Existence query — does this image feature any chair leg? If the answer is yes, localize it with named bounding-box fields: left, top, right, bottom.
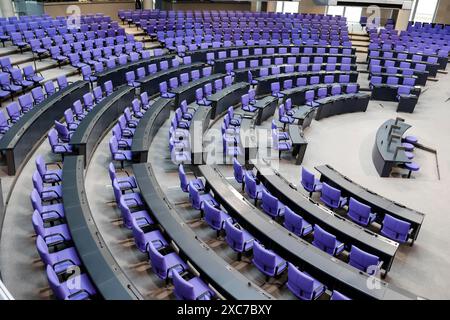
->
left=237, top=252, right=242, bottom=261
left=407, top=170, right=412, bottom=179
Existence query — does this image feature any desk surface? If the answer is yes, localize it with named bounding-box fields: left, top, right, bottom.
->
left=315, top=164, right=425, bottom=227
left=62, top=155, right=142, bottom=300
left=132, top=163, right=273, bottom=300
left=198, top=165, right=420, bottom=300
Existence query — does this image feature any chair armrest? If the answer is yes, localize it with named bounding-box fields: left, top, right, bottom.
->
left=166, top=263, right=185, bottom=278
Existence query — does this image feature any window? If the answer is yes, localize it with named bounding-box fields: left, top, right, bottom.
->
left=276, top=1, right=299, bottom=14
left=411, top=0, right=439, bottom=23
left=344, top=6, right=362, bottom=23
left=327, top=6, right=345, bottom=17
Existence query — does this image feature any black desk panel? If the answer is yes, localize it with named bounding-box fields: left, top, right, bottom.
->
left=62, top=155, right=142, bottom=300
left=214, top=53, right=357, bottom=74
left=171, top=73, right=225, bottom=107
left=369, top=49, right=447, bottom=70
left=314, top=93, right=370, bottom=120
left=187, top=44, right=356, bottom=63
left=371, top=84, right=421, bottom=102
left=96, top=54, right=176, bottom=88
left=138, top=62, right=204, bottom=97
left=253, top=96, right=278, bottom=125
left=288, top=125, right=307, bottom=165
left=132, top=163, right=273, bottom=300
left=131, top=97, right=173, bottom=163
left=207, top=82, right=250, bottom=119
left=198, top=165, right=420, bottom=300
left=315, top=164, right=425, bottom=243
left=238, top=116, right=258, bottom=166
left=371, top=119, right=411, bottom=178
left=234, top=63, right=358, bottom=82
left=256, top=70, right=359, bottom=96
left=0, top=81, right=90, bottom=175
left=70, top=85, right=135, bottom=165
left=291, top=105, right=315, bottom=129
left=190, top=104, right=211, bottom=165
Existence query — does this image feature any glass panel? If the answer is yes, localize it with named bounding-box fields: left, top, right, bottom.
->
left=276, top=1, right=284, bottom=13
left=327, top=6, right=345, bottom=16
left=344, top=6, right=362, bottom=23
left=283, top=1, right=299, bottom=14
left=413, top=0, right=438, bottom=23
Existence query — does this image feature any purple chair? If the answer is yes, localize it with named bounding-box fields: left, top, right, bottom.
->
left=173, top=270, right=215, bottom=300
left=278, top=104, right=294, bottom=129
left=305, top=90, right=319, bottom=108
left=109, top=136, right=132, bottom=168
left=349, top=245, right=382, bottom=275
left=108, top=162, right=136, bottom=192
left=224, top=219, right=254, bottom=261
left=126, top=71, right=140, bottom=88
left=36, top=235, right=81, bottom=274
left=346, top=84, right=358, bottom=94
left=287, top=263, right=326, bottom=300
left=46, top=265, right=97, bottom=300
left=347, top=197, right=377, bottom=226
left=188, top=180, right=219, bottom=212
left=380, top=214, right=411, bottom=243
left=48, top=128, right=72, bottom=157
left=32, top=170, right=62, bottom=202
left=312, top=225, right=345, bottom=256
left=30, top=188, right=64, bottom=221
left=320, top=182, right=347, bottom=209
left=32, top=210, right=71, bottom=246
left=252, top=241, right=287, bottom=281
left=261, top=189, right=285, bottom=219
left=159, top=81, right=175, bottom=98
left=104, top=80, right=114, bottom=96
left=130, top=216, right=167, bottom=253
left=271, top=82, right=284, bottom=98
left=178, top=164, right=204, bottom=193
left=148, top=242, right=188, bottom=283
left=283, top=206, right=313, bottom=237
left=241, top=93, right=256, bottom=112
left=118, top=195, right=153, bottom=230
left=204, top=200, right=231, bottom=237
left=18, top=93, right=33, bottom=112
left=35, top=155, right=62, bottom=184
left=244, top=171, right=266, bottom=204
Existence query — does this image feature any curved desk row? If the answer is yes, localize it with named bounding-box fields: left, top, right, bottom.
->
left=96, top=54, right=176, bottom=88
left=235, top=62, right=358, bottom=82
left=290, top=105, right=315, bottom=129
left=252, top=159, right=398, bottom=273
left=207, top=82, right=250, bottom=119
left=214, top=53, right=357, bottom=73
left=368, top=49, right=447, bottom=70
left=131, top=97, right=174, bottom=163
left=314, top=92, right=370, bottom=120
left=316, top=164, right=425, bottom=244
left=62, top=155, right=143, bottom=300
left=197, top=165, right=421, bottom=300
left=368, top=56, right=439, bottom=77
left=171, top=73, right=225, bottom=107
left=187, top=44, right=355, bottom=62
left=369, top=72, right=422, bottom=86
left=371, top=83, right=421, bottom=102
left=281, top=82, right=357, bottom=106
left=0, top=81, right=90, bottom=176
left=70, top=85, right=135, bottom=166
left=132, top=163, right=273, bottom=300
left=256, top=70, right=359, bottom=95
left=138, top=62, right=205, bottom=97
left=370, top=66, right=429, bottom=86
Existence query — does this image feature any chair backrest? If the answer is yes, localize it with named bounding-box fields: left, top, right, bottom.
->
left=349, top=245, right=380, bottom=274
left=381, top=214, right=411, bottom=242
left=224, top=219, right=244, bottom=251
left=287, top=263, right=314, bottom=299
left=320, top=182, right=342, bottom=208
left=253, top=241, right=277, bottom=271
left=261, top=188, right=280, bottom=217
left=173, top=270, right=196, bottom=300
left=147, top=242, right=168, bottom=279
left=300, top=167, right=316, bottom=193
left=313, top=225, right=337, bottom=254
